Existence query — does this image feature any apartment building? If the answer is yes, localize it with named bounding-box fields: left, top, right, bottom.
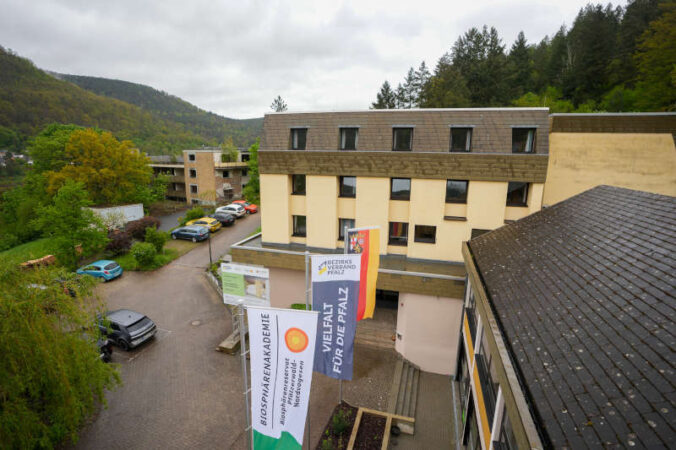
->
left=460, top=186, right=675, bottom=449
left=150, top=147, right=250, bottom=205
left=231, top=108, right=550, bottom=374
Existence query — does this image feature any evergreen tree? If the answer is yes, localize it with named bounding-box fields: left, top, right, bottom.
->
left=546, top=27, right=570, bottom=89
left=609, top=0, right=661, bottom=86
left=402, top=67, right=417, bottom=108
left=413, top=61, right=431, bottom=106
left=564, top=4, right=622, bottom=104
left=270, top=95, right=288, bottom=112
left=421, top=56, right=471, bottom=108
left=395, top=83, right=406, bottom=109
left=371, top=81, right=396, bottom=109
left=633, top=3, right=676, bottom=110
left=508, top=32, right=533, bottom=97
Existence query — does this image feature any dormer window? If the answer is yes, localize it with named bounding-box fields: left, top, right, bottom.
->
left=290, top=128, right=307, bottom=150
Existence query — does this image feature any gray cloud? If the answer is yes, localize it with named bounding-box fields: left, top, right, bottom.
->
left=2, top=0, right=599, bottom=118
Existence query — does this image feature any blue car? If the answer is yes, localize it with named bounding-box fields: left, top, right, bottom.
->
left=77, top=260, right=123, bottom=281
left=171, top=225, right=210, bottom=242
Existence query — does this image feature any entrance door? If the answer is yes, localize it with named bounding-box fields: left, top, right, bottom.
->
left=355, top=289, right=398, bottom=349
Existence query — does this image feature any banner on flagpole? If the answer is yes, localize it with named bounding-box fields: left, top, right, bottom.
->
left=346, top=227, right=380, bottom=321
left=311, top=254, right=361, bottom=380
left=248, top=306, right=319, bottom=450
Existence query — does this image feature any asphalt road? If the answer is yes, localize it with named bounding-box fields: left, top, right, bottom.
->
left=73, top=214, right=261, bottom=450
left=72, top=212, right=396, bottom=450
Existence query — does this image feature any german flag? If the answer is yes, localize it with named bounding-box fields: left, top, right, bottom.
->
left=347, top=227, right=380, bottom=320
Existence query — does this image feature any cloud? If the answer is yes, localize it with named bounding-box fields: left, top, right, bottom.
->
left=1, top=0, right=601, bottom=118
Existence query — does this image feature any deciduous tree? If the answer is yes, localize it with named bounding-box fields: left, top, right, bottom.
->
left=32, top=180, right=108, bottom=269
left=45, top=129, right=153, bottom=206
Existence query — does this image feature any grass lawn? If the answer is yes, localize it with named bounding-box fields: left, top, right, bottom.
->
left=115, top=239, right=198, bottom=271
left=0, top=238, right=58, bottom=265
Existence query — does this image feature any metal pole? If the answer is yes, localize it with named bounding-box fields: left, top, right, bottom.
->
left=208, top=233, right=213, bottom=266
left=238, top=300, right=252, bottom=450
left=339, top=226, right=348, bottom=404
left=304, top=251, right=310, bottom=449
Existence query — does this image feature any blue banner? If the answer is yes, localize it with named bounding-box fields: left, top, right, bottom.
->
left=311, top=255, right=361, bottom=380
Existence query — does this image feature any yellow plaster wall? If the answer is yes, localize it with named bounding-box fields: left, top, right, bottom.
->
left=388, top=200, right=410, bottom=222
left=395, top=293, right=464, bottom=375
left=306, top=176, right=338, bottom=248
left=337, top=198, right=355, bottom=219
left=260, top=174, right=291, bottom=244
left=355, top=178, right=390, bottom=253
left=544, top=133, right=676, bottom=206
left=408, top=179, right=446, bottom=260
left=466, top=181, right=508, bottom=229
left=289, top=193, right=306, bottom=215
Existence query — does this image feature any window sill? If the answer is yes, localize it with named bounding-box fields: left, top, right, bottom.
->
left=390, top=197, right=411, bottom=202
left=414, top=239, right=436, bottom=244
left=506, top=203, right=528, bottom=208
left=445, top=200, right=467, bottom=205
left=339, top=195, right=356, bottom=199
left=291, top=193, right=306, bottom=196
left=444, top=216, right=467, bottom=222
left=388, top=241, right=408, bottom=247
left=292, top=234, right=307, bottom=238
left=449, top=150, right=471, bottom=153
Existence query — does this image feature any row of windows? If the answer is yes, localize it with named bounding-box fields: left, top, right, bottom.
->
left=291, top=216, right=437, bottom=246
left=186, top=168, right=248, bottom=179
left=291, top=175, right=530, bottom=207
left=461, top=286, right=517, bottom=450
left=289, top=126, right=537, bottom=153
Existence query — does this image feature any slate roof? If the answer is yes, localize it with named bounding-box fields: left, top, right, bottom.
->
left=468, top=185, right=676, bottom=449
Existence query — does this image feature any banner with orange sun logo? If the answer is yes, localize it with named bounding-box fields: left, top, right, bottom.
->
left=311, top=254, right=361, bottom=380
left=248, top=306, right=319, bottom=450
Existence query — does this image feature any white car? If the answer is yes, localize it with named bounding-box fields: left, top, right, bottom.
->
left=216, top=204, right=246, bottom=218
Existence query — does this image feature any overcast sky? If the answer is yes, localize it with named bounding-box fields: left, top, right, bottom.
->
left=2, top=0, right=604, bottom=119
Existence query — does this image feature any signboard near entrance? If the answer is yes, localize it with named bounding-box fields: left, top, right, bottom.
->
left=221, top=263, right=270, bottom=307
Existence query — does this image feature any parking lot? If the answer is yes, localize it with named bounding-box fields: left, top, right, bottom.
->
left=73, top=212, right=397, bottom=450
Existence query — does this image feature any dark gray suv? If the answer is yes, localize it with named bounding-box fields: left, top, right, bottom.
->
left=98, top=309, right=157, bottom=351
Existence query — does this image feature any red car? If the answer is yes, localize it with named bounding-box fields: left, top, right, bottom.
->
left=232, top=200, right=258, bottom=214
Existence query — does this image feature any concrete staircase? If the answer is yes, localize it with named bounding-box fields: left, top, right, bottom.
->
left=387, top=357, right=420, bottom=434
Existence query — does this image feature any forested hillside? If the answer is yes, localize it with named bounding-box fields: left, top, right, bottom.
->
left=54, top=73, right=262, bottom=145
left=372, top=0, right=675, bottom=112
left=0, top=47, right=262, bottom=154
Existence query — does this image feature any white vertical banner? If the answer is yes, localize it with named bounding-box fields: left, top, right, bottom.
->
left=248, top=306, right=319, bottom=450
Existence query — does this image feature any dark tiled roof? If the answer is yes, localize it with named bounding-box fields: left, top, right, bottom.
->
left=469, top=185, right=676, bottom=449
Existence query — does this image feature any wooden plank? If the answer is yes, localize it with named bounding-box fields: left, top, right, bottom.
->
left=347, top=408, right=363, bottom=450
left=382, top=415, right=393, bottom=450
left=359, top=407, right=415, bottom=423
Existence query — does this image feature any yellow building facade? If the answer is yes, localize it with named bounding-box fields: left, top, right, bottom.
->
left=233, top=108, right=550, bottom=374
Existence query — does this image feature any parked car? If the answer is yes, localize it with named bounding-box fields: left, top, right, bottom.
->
left=171, top=225, right=209, bottom=242
left=76, top=260, right=123, bottom=281
left=208, top=212, right=236, bottom=227
left=185, top=216, right=222, bottom=232
left=232, top=200, right=258, bottom=214
left=215, top=204, right=246, bottom=218
left=98, top=309, right=157, bottom=351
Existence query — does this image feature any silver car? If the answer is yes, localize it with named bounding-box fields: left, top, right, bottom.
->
left=216, top=204, right=246, bottom=218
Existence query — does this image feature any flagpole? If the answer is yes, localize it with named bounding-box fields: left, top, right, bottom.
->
left=340, top=226, right=349, bottom=405
left=304, top=251, right=310, bottom=450
left=238, top=300, right=252, bottom=450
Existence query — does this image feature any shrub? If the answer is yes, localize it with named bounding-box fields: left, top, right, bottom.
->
left=144, top=226, right=169, bottom=253
left=332, top=408, right=352, bottom=435
left=320, top=437, right=333, bottom=450
left=179, top=207, right=205, bottom=226
left=291, top=303, right=311, bottom=311
left=125, top=216, right=161, bottom=240
left=130, top=242, right=156, bottom=268
left=105, top=230, right=132, bottom=256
